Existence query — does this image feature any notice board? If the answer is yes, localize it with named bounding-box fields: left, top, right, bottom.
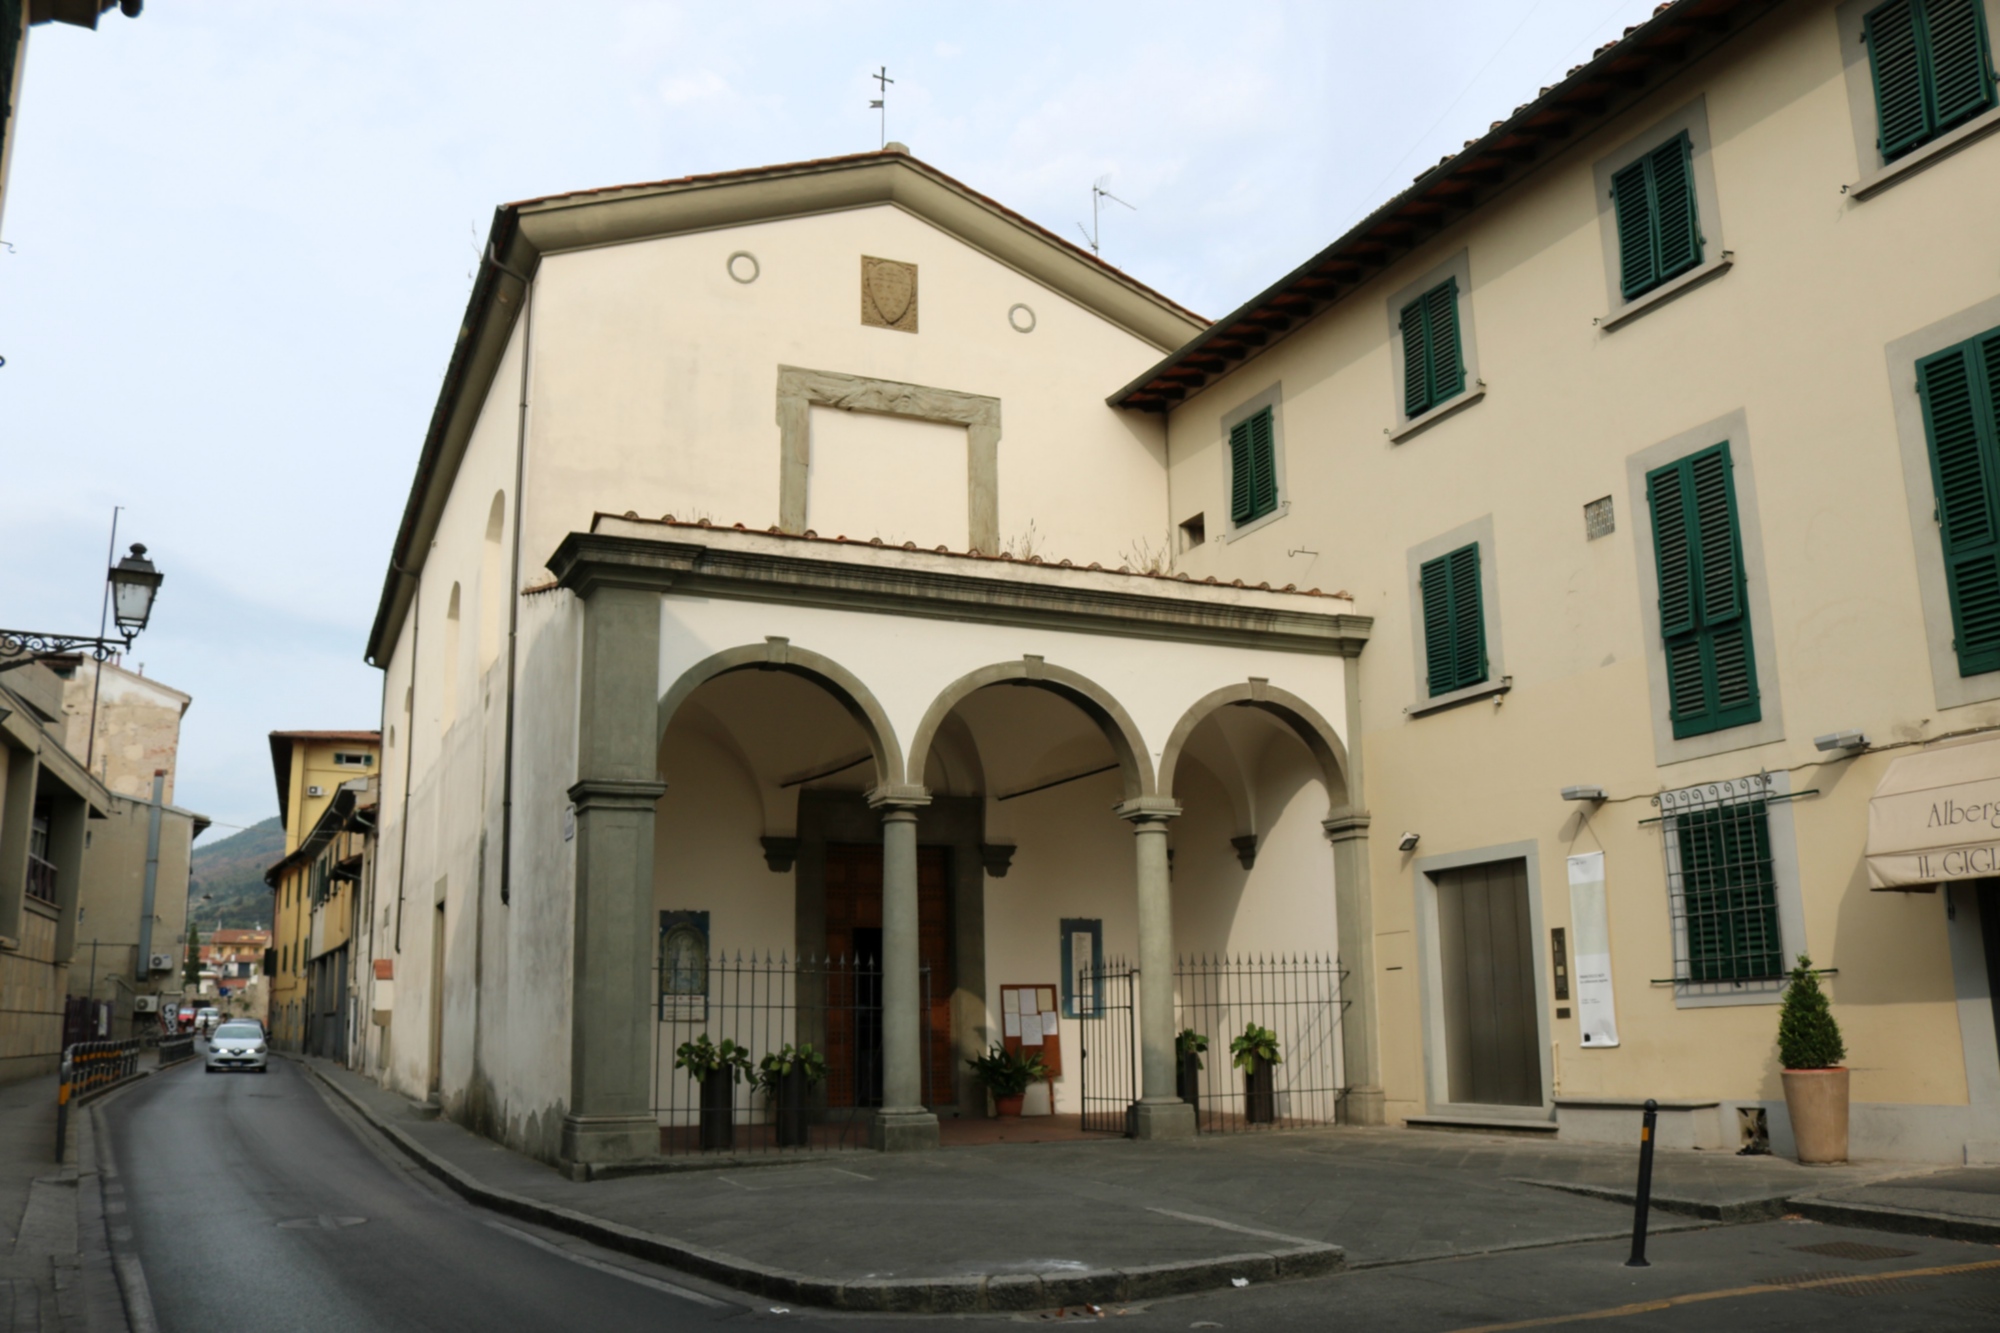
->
left=1000, top=983, right=1062, bottom=1077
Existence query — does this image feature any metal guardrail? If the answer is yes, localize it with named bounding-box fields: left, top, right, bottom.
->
left=55, top=1038, right=142, bottom=1162
left=157, top=1034, right=195, bottom=1066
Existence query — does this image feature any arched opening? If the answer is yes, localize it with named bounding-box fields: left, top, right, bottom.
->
left=479, top=491, right=505, bottom=670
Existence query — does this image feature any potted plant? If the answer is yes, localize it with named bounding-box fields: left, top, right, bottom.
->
left=756, top=1042, right=827, bottom=1148
left=674, top=1034, right=751, bottom=1151
left=967, top=1043, right=1049, bottom=1117
left=1778, top=954, right=1848, bottom=1164
left=1231, top=1023, right=1282, bottom=1125
left=1176, top=1029, right=1208, bottom=1106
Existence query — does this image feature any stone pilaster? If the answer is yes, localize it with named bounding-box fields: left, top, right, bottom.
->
left=1324, top=809, right=1384, bottom=1125
left=1116, top=796, right=1194, bottom=1140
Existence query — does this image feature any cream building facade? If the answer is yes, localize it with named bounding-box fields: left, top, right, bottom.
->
left=363, top=0, right=2000, bottom=1168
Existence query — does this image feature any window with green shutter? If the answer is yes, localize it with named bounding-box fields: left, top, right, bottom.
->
left=1399, top=279, right=1465, bottom=418
left=1918, top=326, right=2000, bottom=676
left=1228, top=406, right=1278, bottom=526
left=1, top=0, right=20, bottom=141
left=1610, top=132, right=1703, bottom=300
left=1419, top=542, right=1486, bottom=697
left=1865, top=0, right=1997, bottom=161
left=1646, top=443, right=1760, bottom=739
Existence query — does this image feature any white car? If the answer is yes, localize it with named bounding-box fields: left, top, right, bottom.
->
left=204, top=1020, right=269, bottom=1074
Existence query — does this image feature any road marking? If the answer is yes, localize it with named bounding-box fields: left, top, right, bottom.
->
left=480, top=1219, right=731, bottom=1308
left=1146, top=1207, right=1322, bottom=1248
left=1445, top=1256, right=2000, bottom=1331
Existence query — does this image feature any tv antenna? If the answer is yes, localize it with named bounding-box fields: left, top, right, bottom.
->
left=869, top=66, right=894, bottom=149
left=1076, top=176, right=1134, bottom=257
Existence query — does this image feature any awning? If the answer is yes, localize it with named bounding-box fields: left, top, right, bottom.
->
left=1866, top=735, right=2000, bottom=888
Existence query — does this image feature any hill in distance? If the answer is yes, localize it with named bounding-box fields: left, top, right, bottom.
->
left=188, top=815, right=283, bottom=932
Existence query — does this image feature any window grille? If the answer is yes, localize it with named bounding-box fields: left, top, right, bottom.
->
left=1657, top=775, right=1786, bottom=995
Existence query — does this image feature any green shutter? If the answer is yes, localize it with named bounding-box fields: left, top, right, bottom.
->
left=1420, top=542, right=1487, bottom=697
left=1919, top=329, right=2000, bottom=676
left=1866, top=0, right=1996, bottom=160
left=1927, top=0, right=1997, bottom=131
left=1228, top=407, right=1277, bottom=526
left=1647, top=443, right=1761, bottom=738
left=1399, top=279, right=1466, bottom=418
left=0, top=0, right=19, bottom=142
left=1612, top=133, right=1702, bottom=300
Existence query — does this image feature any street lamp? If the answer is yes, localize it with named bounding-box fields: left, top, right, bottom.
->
left=0, top=542, right=164, bottom=673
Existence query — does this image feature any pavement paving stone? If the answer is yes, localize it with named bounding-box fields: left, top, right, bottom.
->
left=301, top=1052, right=1935, bottom=1296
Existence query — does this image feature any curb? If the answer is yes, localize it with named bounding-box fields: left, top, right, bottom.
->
left=300, top=1061, right=1345, bottom=1312
left=1787, top=1194, right=2000, bottom=1245
left=1512, top=1178, right=1791, bottom=1223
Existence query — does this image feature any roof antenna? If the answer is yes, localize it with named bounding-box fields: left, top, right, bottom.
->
left=869, top=66, right=894, bottom=150
left=1075, top=175, right=1134, bottom=257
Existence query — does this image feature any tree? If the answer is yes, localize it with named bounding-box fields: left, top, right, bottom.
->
left=182, top=922, right=201, bottom=988
left=1777, top=953, right=1845, bottom=1070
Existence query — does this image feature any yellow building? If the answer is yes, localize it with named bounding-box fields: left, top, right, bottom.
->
left=265, top=731, right=378, bottom=1052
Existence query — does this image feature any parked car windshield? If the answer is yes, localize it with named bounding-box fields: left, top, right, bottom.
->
left=213, top=1023, right=263, bottom=1040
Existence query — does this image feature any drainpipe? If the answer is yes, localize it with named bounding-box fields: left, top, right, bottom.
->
left=485, top=242, right=534, bottom=909
left=393, top=565, right=420, bottom=954
left=135, top=769, right=164, bottom=996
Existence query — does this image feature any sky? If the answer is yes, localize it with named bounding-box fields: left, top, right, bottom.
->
left=0, top=0, right=1668, bottom=834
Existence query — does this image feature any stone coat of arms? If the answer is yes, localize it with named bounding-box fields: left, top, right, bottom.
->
left=861, top=256, right=918, bottom=332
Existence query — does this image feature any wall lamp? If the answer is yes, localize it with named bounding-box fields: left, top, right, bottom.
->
left=1813, top=730, right=1868, bottom=753
left=1561, top=785, right=1608, bottom=802
left=1397, top=831, right=1421, bottom=852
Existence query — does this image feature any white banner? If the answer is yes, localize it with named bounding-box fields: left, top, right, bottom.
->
left=1566, top=851, right=1620, bottom=1049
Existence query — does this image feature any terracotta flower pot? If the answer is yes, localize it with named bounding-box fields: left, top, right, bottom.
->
left=994, top=1093, right=1026, bottom=1118
left=1781, top=1067, right=1849, bottom=1164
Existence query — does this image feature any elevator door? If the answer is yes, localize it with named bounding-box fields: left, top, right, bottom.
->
left=1433, top=859, right=1543, bottom=1107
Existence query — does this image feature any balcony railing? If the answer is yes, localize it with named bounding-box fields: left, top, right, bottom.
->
left=26, top=854, right=58, bottom=905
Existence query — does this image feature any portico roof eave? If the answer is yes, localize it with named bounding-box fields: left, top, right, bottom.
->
left=547, top=525, right=1371, bottom=658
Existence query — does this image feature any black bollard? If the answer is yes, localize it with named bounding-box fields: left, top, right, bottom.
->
left=1626, top=1097, right=1658, bottom=1268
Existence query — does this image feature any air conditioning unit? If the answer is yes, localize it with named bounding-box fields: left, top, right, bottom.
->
left=307, top=784, right=325, bottom=797
left=148, top=954, right=174, bottom=973
left=132, top=995, right=159, bottom=1013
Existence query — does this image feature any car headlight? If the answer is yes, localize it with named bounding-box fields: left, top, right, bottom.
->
left=252, top=1045, right=266, bottom=1053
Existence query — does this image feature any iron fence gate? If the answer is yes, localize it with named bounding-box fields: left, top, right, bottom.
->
left=1075, top=954, right=1347, bottom=1135
left=652, top=952, right=933, bottom=1156
left=1077, top=957, right=1137, bottom=1133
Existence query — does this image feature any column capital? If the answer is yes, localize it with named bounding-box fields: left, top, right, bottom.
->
left=866, top=783, right=932, bottom=812
left=1115, top=796, right=1182, bottom=826
left=1322, top=808, right=1371, bottom=843
left=567, top=777, right=668, bottom=814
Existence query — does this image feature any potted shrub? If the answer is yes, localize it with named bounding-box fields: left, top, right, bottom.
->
left=967, top=1043, right=1049, bottom=1117
left=1176, top=1029, right=1208, bottom=1106
left=756, top=1042, right=827, bottom=1148
left=1231, top=1023, right=1282, bottom=1125
left=1778, top=954, right=1848, bottom=1164
left=674, top=1034, right=751, bottom=1151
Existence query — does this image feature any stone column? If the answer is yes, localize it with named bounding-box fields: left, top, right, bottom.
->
left=868, top=784, right=938, bottom=1151
left=561, top=583, right=668, bottom=1170
left=1117, top=796, right=1194, bottom=1139
left=1325, top=810, right=1383, bottom=1126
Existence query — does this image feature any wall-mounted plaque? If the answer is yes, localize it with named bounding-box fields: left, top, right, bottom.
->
left=861, top=255, right=918, bottom=333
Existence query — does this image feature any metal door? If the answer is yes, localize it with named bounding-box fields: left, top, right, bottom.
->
left=1433, top=859, right=1542, bottom=1107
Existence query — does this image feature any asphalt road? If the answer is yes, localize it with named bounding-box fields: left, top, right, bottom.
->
left=98, top=1051, right=2000, bottom=1332
left=101, top=1051, right=811, bottom=1332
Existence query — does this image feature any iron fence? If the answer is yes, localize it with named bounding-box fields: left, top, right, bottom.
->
left=652, top=953, right=932, bottom=1156
left=1073, top=954, right=1347, bottom=1136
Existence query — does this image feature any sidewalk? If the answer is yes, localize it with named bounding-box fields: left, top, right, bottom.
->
left=299, top=1054, right=1945, bottom=1313
left=0, top=1053, right=160, bottom=1333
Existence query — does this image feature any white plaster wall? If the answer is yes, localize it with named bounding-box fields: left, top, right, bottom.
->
left=518, top=204, right=1172, bottom=572
left=806, top=407, right=969, bottom=549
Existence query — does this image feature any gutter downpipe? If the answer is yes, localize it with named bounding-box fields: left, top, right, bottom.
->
left=392, top=566, right=420, bottom=954
left=485, top=242, right=533, bottom=911
left=135, top=770, right=165, bottom=996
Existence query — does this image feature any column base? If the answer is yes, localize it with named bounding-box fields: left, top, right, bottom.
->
left=1339, top=1086, right=1387, bottom=1126
left=870, top=1107, right=940, bottom=1152
left=1130, top=1098, right=1197, bottom=1140
left=560, top=1112, right=658, bottom=1167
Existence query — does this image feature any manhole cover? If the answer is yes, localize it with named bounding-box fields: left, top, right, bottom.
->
left=276, top=1216, right=367, bottom=1230
left=1792, top=1241, right=1919, bottom=1261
